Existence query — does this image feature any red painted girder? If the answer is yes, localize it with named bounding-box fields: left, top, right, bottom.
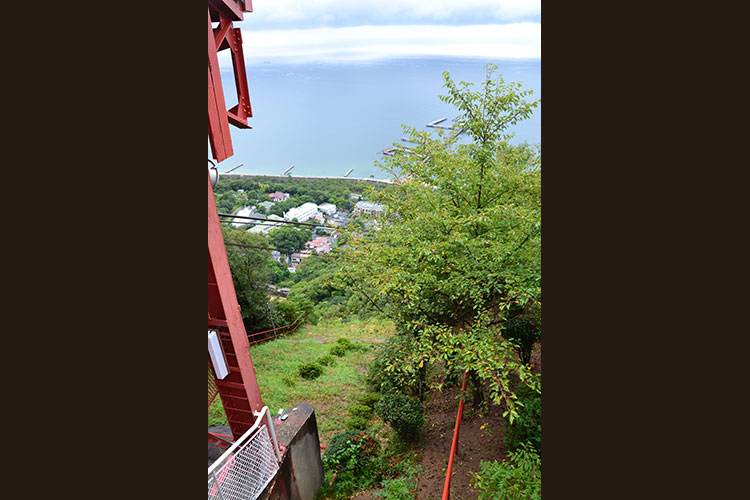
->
left=212, top=12, right=253, bottom=130
left=208, top=0, right=248, bottom=22
left=226, top=27, right=252, bottom=128
left=208, top=8, right=233, bottom=162
left=208, top=173, right=266, bottom=440
left=208, top=432, right=233, bottom=450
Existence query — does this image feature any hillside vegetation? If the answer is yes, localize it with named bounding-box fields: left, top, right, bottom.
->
left=211, top=64, right=541, bottom=499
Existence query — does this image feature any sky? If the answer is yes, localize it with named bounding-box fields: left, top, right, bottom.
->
left=218, top=0, right=541, bottom=65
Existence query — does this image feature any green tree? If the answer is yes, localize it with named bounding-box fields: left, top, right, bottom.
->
left=268, top=226, right=311, bottom=255
left=343, top=64, right=540, bottom=420
left=221, top=227, right=274, bottom=331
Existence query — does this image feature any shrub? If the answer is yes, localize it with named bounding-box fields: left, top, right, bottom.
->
left=502, top=304, right=541, bottom=366
left=330, top=344, right=347, bottom=357
left=348, top=404, right=374, bottom=419
left=359, top=392, right=381, bottom=408
left=318, top=354, right=337, bottom=367
left=471, top=444, right=541, bottom=500
left=367, top=334, right=424, bottom=397
left=319, top=430, right=391, bottom=499
left=298, top=362, right=323, bottom=380
left=350, top=341, right=370, bottom=353
left=273, top=299, right=299, bottom=326
left=375, top=394, right=425, bottom=441
left=323, top=430, right=380, bottom=474
left=281, top=373, right=296, bottom=387
left=503, top=380, right=541, bottom=454
left=376, top=478, right=415, bottom=500
left=336, top=337, right=354, bottom=350
left=345, top=416, right=369, bottom=430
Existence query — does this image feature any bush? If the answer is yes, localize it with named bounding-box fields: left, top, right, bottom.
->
left=359, top=392, right=381, bottom=408
left=323, top=430, right=380, bottom=474
left=348, top=404, right=374, bottom=419
left=345, top=416, right=369, bottom=430
left=281, top=373, right=296, bottom=387
left=350, top=341, right=370, bottom=353
left=367, top=334, right=424, bottom=397
left=319, top=429, right=399, bottom=500
left=376, top=478, right=415, bottom=500
left=330, top=344, right=347, bottom=357
left=471, top=444, right=541, bottom=500
left=318, top=354, right=337, bottom=367
left=298, top=362, right=323, bottom=380
left=503, top=380, right=541, bottom=454
left=273, top=297, right=299, bottom=325
left=502, top=304, right=541, bottom=366
left=336, top=337, right=353, bottom=350
left=375, top=394, right=425, bottom=441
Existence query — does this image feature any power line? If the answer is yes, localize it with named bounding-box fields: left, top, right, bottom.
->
left=225, top=242, right=287, bottom=253
left=217, top=212, right=335, bottom=230
left=220, top=219, right=339, bottom=232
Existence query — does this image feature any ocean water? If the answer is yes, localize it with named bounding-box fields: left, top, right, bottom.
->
left=214, top=57, right=540, bottom=179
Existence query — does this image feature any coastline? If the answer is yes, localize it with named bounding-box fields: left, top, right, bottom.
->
left=223, top=173, right=394, bottom=185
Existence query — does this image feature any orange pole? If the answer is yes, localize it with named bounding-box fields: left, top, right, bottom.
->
left=441, top=370, right=469, bottom=500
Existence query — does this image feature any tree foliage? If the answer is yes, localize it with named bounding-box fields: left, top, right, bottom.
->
left=343, top=64, right=541, bottom=420
left=222, top=227, right=274, bottom=330
left=268, top=226, right=311, bottom=255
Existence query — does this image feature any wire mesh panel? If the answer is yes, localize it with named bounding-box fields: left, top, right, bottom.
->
left=208, top=425, right=280, bottom=500
left=208, top=362, right=219, bottom=410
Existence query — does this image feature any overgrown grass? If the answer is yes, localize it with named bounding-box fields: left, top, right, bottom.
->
left=208, top=317, right=394, bottom=445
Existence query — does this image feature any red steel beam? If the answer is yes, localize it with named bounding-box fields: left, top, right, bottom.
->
left=208, top=432, right=234, bottom=450
left=208, top=173, right=266, bottom=439
left=225, top=27, right=252, bottom=128
left=208, top=0, right=247, bottom=21
left=208, top=8, right=233, bottom=162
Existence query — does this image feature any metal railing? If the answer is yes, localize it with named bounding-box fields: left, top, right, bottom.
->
left=208, top=407, right=282, bottom=500
left=441, top=371, right=469, bottom=500
left=247, top=311, right=306, bottom=345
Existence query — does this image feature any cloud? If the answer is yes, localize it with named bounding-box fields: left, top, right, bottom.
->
left=244, top=0, right=541, bottom=28
left=218, top=23, right=540, bottom=65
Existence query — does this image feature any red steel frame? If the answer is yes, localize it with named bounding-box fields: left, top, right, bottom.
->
left=208, top=0, right=253, bottom=163
left=208, top=0, right=264, bottom=449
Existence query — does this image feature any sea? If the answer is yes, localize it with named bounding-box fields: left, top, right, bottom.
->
left=214, top=57, right=540, bottom=180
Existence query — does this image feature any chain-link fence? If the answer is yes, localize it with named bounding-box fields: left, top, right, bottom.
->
left=208, top=424, right=280, bottom=500
left=208, top=362, right=219, bottom=411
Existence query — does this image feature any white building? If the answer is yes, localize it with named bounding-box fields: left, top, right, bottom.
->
left=249, top=214, right=284, bottom=234
left=232, top=206, right=257, bottom=227
left=284, top=202, right=318, bottom=222
left=353, top=201, right=385, bottom=218
left=318, top=202, right=337, bottom=216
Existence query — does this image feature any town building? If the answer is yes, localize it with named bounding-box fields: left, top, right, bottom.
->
left=232, top=205, right=257, bottom=227
left=269, top=191, right=290, bottom=202
left=284, top=202, right=318, bottom=222
left=258, top=201, right=275, bottom=210
left=318, top=202, right=337, bottom=216
left=353, top=201, right=385, bottom=218
left=306, top=235, right=333, bottom=255
left=248, top=214, right=284, bottom=234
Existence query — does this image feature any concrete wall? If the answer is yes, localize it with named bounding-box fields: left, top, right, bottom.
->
left=262, top=403, right=323, bottom=500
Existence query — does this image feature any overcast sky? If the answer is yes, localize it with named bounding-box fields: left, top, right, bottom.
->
left=219, top=0, right=541, bottom=64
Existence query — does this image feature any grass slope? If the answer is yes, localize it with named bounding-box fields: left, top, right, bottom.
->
left=208, top=318, right=394, bottom=446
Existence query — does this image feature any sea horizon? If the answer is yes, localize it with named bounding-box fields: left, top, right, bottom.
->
left=214, top=56, right=540, bottom=179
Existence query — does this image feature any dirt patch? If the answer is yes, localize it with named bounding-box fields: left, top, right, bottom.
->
left=415, top=383, right=507, bottom=500
left=351, top=490, right=380, bottom=500
left=416, top=339, right=542, bottom=499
